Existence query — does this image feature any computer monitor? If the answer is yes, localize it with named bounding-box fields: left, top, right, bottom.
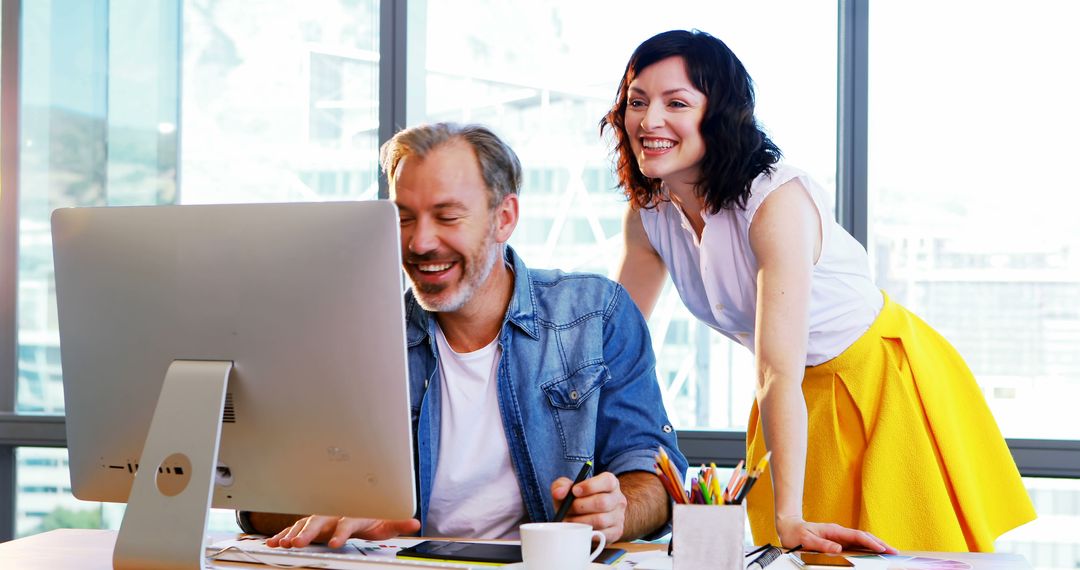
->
left=51, top=201, right=416, bottom=570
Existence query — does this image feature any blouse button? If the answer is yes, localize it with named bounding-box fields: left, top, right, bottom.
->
left=714, top=303, right=724, bottom=312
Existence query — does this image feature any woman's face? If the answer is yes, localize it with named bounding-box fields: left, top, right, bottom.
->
left=623, top=56, right=707, bottom=189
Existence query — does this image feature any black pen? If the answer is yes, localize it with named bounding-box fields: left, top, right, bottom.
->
left=746, top=544, right=801, bottom=570
left=746, top=545, right=782, bottom=570
left=553, top=460, right=593, bottom=522
left=734, top=475, right=758, bottom=504
left=745, top=544, right=773, bottom=558
left=734, top=451, right=771, bottom=504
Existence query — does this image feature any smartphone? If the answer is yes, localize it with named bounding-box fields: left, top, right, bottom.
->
left=397, top=540, right=521, bottom=564
left=397, top=541, right=626, bottom=565
left=792, top=552, right=855, bottom=569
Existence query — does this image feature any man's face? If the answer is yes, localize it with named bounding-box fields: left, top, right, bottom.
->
left=391, top=140, right=515, bottom=313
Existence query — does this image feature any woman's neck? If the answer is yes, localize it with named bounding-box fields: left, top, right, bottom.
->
left=663, top=180, right=706, bottom=239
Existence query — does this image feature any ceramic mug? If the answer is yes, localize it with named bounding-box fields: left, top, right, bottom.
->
left=519, top=522, right=606, bottom=570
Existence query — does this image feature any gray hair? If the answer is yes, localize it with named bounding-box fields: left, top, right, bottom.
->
left=380, top=122, right=522, bottom=208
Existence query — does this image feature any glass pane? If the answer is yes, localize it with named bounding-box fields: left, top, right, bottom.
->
left=15, top=447, right=240, bottom=538
left=16, top=0, right=180, bottom=414
left=868, top=1, right=1080, bottom=439
left=180, top=0, right=381, bottom=204
left=414, top=0, right=837, bottom=429
left=996, top=478, right=1080, bottom=570
left=13, top=0, right=381, bottom=538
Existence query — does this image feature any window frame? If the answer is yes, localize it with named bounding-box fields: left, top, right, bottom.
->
left=1, top=0, right=1078, bottom=543
left=1, top=0, right=24, bottom=543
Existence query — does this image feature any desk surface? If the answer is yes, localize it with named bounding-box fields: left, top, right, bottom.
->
left=0, top=529, right=662, bottom=569
left=0, top=529, right=1031, bottom=569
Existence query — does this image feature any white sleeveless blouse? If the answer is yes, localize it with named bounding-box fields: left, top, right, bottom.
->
left=638, top=164, right=883, bottom=366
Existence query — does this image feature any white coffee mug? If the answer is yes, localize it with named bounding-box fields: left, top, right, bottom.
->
left=519, top=522, right=606, bottom=570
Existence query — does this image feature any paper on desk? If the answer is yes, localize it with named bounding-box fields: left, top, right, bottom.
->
left=208, top=535, right=425, bottom=556
left=207, top=537, right=654, bottom=569
left=623, top=549, right=672, bottom=569
left=629, top=547, right=1018, bottom=570
left=624, top=548, right=804, bottom=570
left=206, top=535, right=436, bottom=568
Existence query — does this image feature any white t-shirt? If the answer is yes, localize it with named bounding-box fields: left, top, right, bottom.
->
left=639, top=164, right=883, bottom=365
left=425, top=325, right=527, bottom=539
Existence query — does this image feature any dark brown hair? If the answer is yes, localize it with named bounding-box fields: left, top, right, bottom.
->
left=601, top=29, right=781, bottom=213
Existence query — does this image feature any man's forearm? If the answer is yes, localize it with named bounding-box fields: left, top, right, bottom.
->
left=617, top=471, right=670, bottom=541
left=242, top=512, right=306, bottom=536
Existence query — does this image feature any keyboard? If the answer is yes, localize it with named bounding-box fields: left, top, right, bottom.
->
left=206, top=538, right=478, bottom=569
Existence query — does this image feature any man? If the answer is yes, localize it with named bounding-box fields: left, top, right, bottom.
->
left=247, top=122, right=687, bottom=547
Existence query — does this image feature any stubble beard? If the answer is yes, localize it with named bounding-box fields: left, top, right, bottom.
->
left=409, top=227, right=501, bottom=313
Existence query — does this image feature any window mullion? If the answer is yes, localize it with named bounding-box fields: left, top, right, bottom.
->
left=836, top=0, right=868, bottom=246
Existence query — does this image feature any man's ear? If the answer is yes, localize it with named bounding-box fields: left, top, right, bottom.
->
left=493, top=193, right=519, bottom=244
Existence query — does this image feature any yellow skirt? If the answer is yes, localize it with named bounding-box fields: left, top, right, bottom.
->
left=745, top=293, right=1035, bottom=552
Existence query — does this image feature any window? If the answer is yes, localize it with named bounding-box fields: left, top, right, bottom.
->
left=12, top=0, right=178, bottom=534
left=867, top=1, right=1080, bottom=441
left=180, top=0, right=380, bottom=204
left=868, top=3, right=1080, bottom=560
left=10, top=0, right=378, bottom=538
left=997, top=478, right=1080, bottom=564
left=15, top=447, right=238, bottom=538
left=413, top=0, right=837, bottom=430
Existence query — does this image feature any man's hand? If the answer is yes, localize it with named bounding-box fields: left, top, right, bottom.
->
left=265, top=515, right=420, bottom=549
left=775, top=515, right=896, bottom=554
left=550, top=471, right=627, bottom=542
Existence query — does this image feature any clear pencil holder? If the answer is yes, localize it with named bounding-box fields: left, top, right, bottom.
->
left=672, top=503, right=745, bottom=570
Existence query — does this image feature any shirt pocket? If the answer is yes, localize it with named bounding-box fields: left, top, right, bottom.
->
left=541, top=362, right=609, bottom=461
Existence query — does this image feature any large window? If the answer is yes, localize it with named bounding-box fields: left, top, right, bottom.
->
left=14, top=0, right=182, bottom=536
left=414, top=0, right=837, bottom=430
left=180, top=0, right=380, bottom=205
left=10, top=0, right=379, bottom=538
left=868, top=1, right=1080, bottom=441
left=867, top=0, right=1080, bottom=559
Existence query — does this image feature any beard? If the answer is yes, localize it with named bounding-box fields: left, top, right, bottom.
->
left=406, top=226, right=501, bottom=313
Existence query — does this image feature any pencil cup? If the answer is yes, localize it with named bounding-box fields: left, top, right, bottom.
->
left=672, top=503, right=744, bottom=570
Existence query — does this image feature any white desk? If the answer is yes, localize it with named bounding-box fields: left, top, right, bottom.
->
left=0, top=529, right=1032, bottom=569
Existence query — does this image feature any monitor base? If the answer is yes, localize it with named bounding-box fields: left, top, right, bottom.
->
left=113, top=360, right=232, bottom=570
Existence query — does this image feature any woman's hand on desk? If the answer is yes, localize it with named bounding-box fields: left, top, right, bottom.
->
left=266, top=515, right=421, bottom=549
left=775, top=515, right=896, bottom=555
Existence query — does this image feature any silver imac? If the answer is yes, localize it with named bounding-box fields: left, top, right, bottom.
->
left=51, top=201, right=416, bottom=570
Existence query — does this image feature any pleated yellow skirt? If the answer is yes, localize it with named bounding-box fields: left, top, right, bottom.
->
left=745, top=293, right=1035, bottom=552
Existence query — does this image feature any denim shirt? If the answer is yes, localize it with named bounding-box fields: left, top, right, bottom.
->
left=404, top=247, right=688, bottom=536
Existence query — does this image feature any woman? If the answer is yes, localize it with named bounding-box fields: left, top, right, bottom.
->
left=603, top=29, right=1034, bottom=553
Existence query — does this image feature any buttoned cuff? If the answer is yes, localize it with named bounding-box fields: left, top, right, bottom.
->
left=607, top=449, right=676, bottom=540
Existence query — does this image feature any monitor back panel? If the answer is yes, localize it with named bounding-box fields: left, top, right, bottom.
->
left=51, top=201, right=416, bottom=520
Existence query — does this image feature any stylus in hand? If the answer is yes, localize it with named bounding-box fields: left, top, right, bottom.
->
left=553, top=460, right=593, bottom=522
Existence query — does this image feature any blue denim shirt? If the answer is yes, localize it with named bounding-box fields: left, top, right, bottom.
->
left=405, top=247, right=688, bottom=536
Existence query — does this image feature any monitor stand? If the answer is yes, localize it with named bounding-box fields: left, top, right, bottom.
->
left=112, top=360, right=233, bottom=570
